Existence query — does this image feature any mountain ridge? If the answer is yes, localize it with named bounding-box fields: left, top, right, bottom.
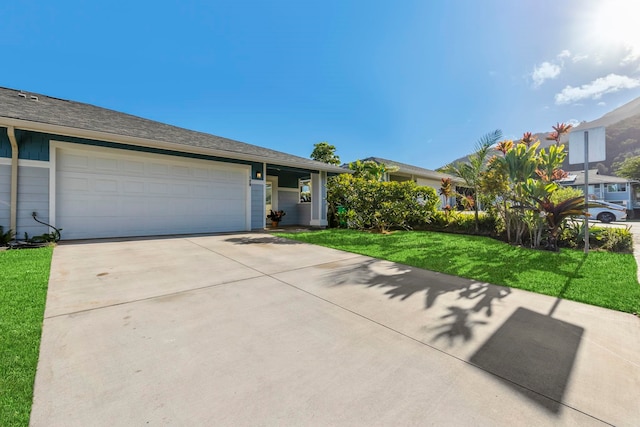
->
left=440, top=95, right=640, bottom=176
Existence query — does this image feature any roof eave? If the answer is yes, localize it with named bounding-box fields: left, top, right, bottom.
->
left=0, top=116, right=348, bottom=174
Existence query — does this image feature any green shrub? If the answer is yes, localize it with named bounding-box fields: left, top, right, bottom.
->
left=427, top=211, right=450, bottom=229
left=0, top=226, right=14, bottom=246
left=422, top=211, right=497, bottom=235
left=592, top=227, right=634, bottom=253
left=327, top=174, right=439, bottom=232
left=558, top=221, right=633, bottom=253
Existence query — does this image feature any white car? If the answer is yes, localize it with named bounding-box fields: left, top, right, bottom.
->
left=588, top=200, right=627, bottom=223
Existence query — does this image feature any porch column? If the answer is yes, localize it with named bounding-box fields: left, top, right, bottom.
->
left=309, top=171, right=328, bottom=227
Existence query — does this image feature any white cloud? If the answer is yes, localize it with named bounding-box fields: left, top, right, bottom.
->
left=566, top=119, right=581, bottom=127
left=621, top=46, right=640, bottom=65
left=532, top=62, right=561, bottom=87
left=572, top=54, right=588, bottom=63
left=531, top=50, right=573, bottom=87
left=555, top=74, right=640, bottom=104
left=598, top=101, right=606, bottom=106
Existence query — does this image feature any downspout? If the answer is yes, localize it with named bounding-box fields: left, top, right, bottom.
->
left=7, top=126, right=18, bottom=234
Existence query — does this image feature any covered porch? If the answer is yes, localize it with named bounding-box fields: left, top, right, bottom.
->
left=253, top=163, right=336, bottom=229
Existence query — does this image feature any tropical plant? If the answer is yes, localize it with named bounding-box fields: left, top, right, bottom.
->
left=310, top=142, right=341, bottom=165
left=545, top=122, right=573, bottom=145
left=490, top=139, right=539, bottom=245
left=0, top=225, right=14, bottom=246
left=267, top=210, right=286, bottom=224
left=23, top=231, right=60, bottom=244
left=348, top=160, right=398, bottom=182
left=481, top=124, right=584, bottom=249
left=532, top=196, right=587, bottom=251
left=441, top=129, right=503, bottom=231
left=439, top=177, right=454, bottom=216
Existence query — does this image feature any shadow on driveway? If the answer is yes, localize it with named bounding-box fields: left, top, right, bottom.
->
left=470, top=307, right=584, bottom=413
left=324, top=257, right=583, bottom=415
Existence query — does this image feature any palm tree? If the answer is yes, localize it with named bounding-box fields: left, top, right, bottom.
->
left=442, top=129, right=503, bottom=231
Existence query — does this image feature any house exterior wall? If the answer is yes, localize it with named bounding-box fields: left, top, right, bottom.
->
left=4, top=130, right=269, bottom=236
left=307, top=172, right=327, bottom=226
left=2, top=129, right=264, bottom=177
left=277, top=189, right=301, bottom=225
left=275, top=171, right=301, bottom=188
left=566, top=183, right=634, bottom=208
left=320, top=171, right=327, bottom=222
left=416, top=177, right=441, bottom=190
left=297, top=203, right=311, bottom=226
left=0, top=162, right=50, bottom=238
left=1, top=127, right=332, bottom=235
left=251, top=181, right=265, bottom=229
left=16, top=165, right=50, bottom=238
left=15, top=129, right=50, bottom=160
left=0, top=164, right=10, bottom=229
left=602, top=184, right=632, bottom=207
left=0, top=128, right=11, bottom=158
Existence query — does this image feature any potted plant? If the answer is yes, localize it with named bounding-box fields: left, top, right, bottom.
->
left=267, top=210, right=286, bottom=227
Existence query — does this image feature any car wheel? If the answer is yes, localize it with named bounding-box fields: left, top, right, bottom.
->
left=598, top=212, right=616, bottom=223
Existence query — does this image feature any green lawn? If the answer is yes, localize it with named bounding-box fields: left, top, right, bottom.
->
left=0, top=246, right=53, bottom=427
left=275, top=229, right=640, bottom=314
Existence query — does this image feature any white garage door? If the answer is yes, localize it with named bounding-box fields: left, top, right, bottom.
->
left=54, top=143, right=250, bottom=239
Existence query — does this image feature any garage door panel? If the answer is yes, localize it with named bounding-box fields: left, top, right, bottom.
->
left=123, top=160, right=144, bottom=175
left=149, top=163, right=168, bottom=175
left=59, top=153, right=90, bottom=170
left=148, top=182, right=167, bottom=195
left=95, top=157, right=118, bottom=172
left=95, top=179, right=118, bottom=193
left=55, top=146, right=248, bottom=239
left=124, top=181, right=145, bottom=193
left=170, top=183, right=190, bottom=196
left=61, top=176, right=89, bottom=191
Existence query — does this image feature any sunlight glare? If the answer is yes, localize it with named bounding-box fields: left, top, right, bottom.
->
left=589, top=1, right=640, bottom=54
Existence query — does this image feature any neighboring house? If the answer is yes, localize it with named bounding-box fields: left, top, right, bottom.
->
left=558, top=169, right=640, bottom=213
left=347, top=157, right=461, bottom=207
left=0, top=87, right=346, bottom=240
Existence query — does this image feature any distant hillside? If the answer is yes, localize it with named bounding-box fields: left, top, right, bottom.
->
left=441, top=96, right=640, bottom=176
left=565, top=106, right=640, bottom=174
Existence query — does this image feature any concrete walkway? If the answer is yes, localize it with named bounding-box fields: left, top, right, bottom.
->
left=30, top=233, right=640, bottom=426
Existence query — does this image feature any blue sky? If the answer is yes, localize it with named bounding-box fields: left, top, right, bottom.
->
left=3, top=0, right=640, bottom=169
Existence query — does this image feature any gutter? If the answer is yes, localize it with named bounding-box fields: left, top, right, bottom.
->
left=7, top=126, right=18, bottom=233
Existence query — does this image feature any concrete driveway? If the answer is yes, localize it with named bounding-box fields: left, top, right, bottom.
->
left=31, top=233, right=640, bottom=426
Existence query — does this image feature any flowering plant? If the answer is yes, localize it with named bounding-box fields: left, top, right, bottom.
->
left=267, top=209, right=286, bottom=223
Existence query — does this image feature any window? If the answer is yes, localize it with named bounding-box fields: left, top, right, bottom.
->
left=606, top=183, right=627, bottom=192
left=299, top=178, right=311, bottom=203
left=586, top=184, right=603, bottom=199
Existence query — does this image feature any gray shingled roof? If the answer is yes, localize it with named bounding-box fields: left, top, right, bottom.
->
left=558, top=169, right=636, bottom=186
left=0, top=86, right=346, bottom=173
left=352, top=157, right=459, bottom=182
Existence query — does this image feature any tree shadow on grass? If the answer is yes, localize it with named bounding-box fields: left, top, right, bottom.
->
left=325, top=230, right=588, bottom=300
